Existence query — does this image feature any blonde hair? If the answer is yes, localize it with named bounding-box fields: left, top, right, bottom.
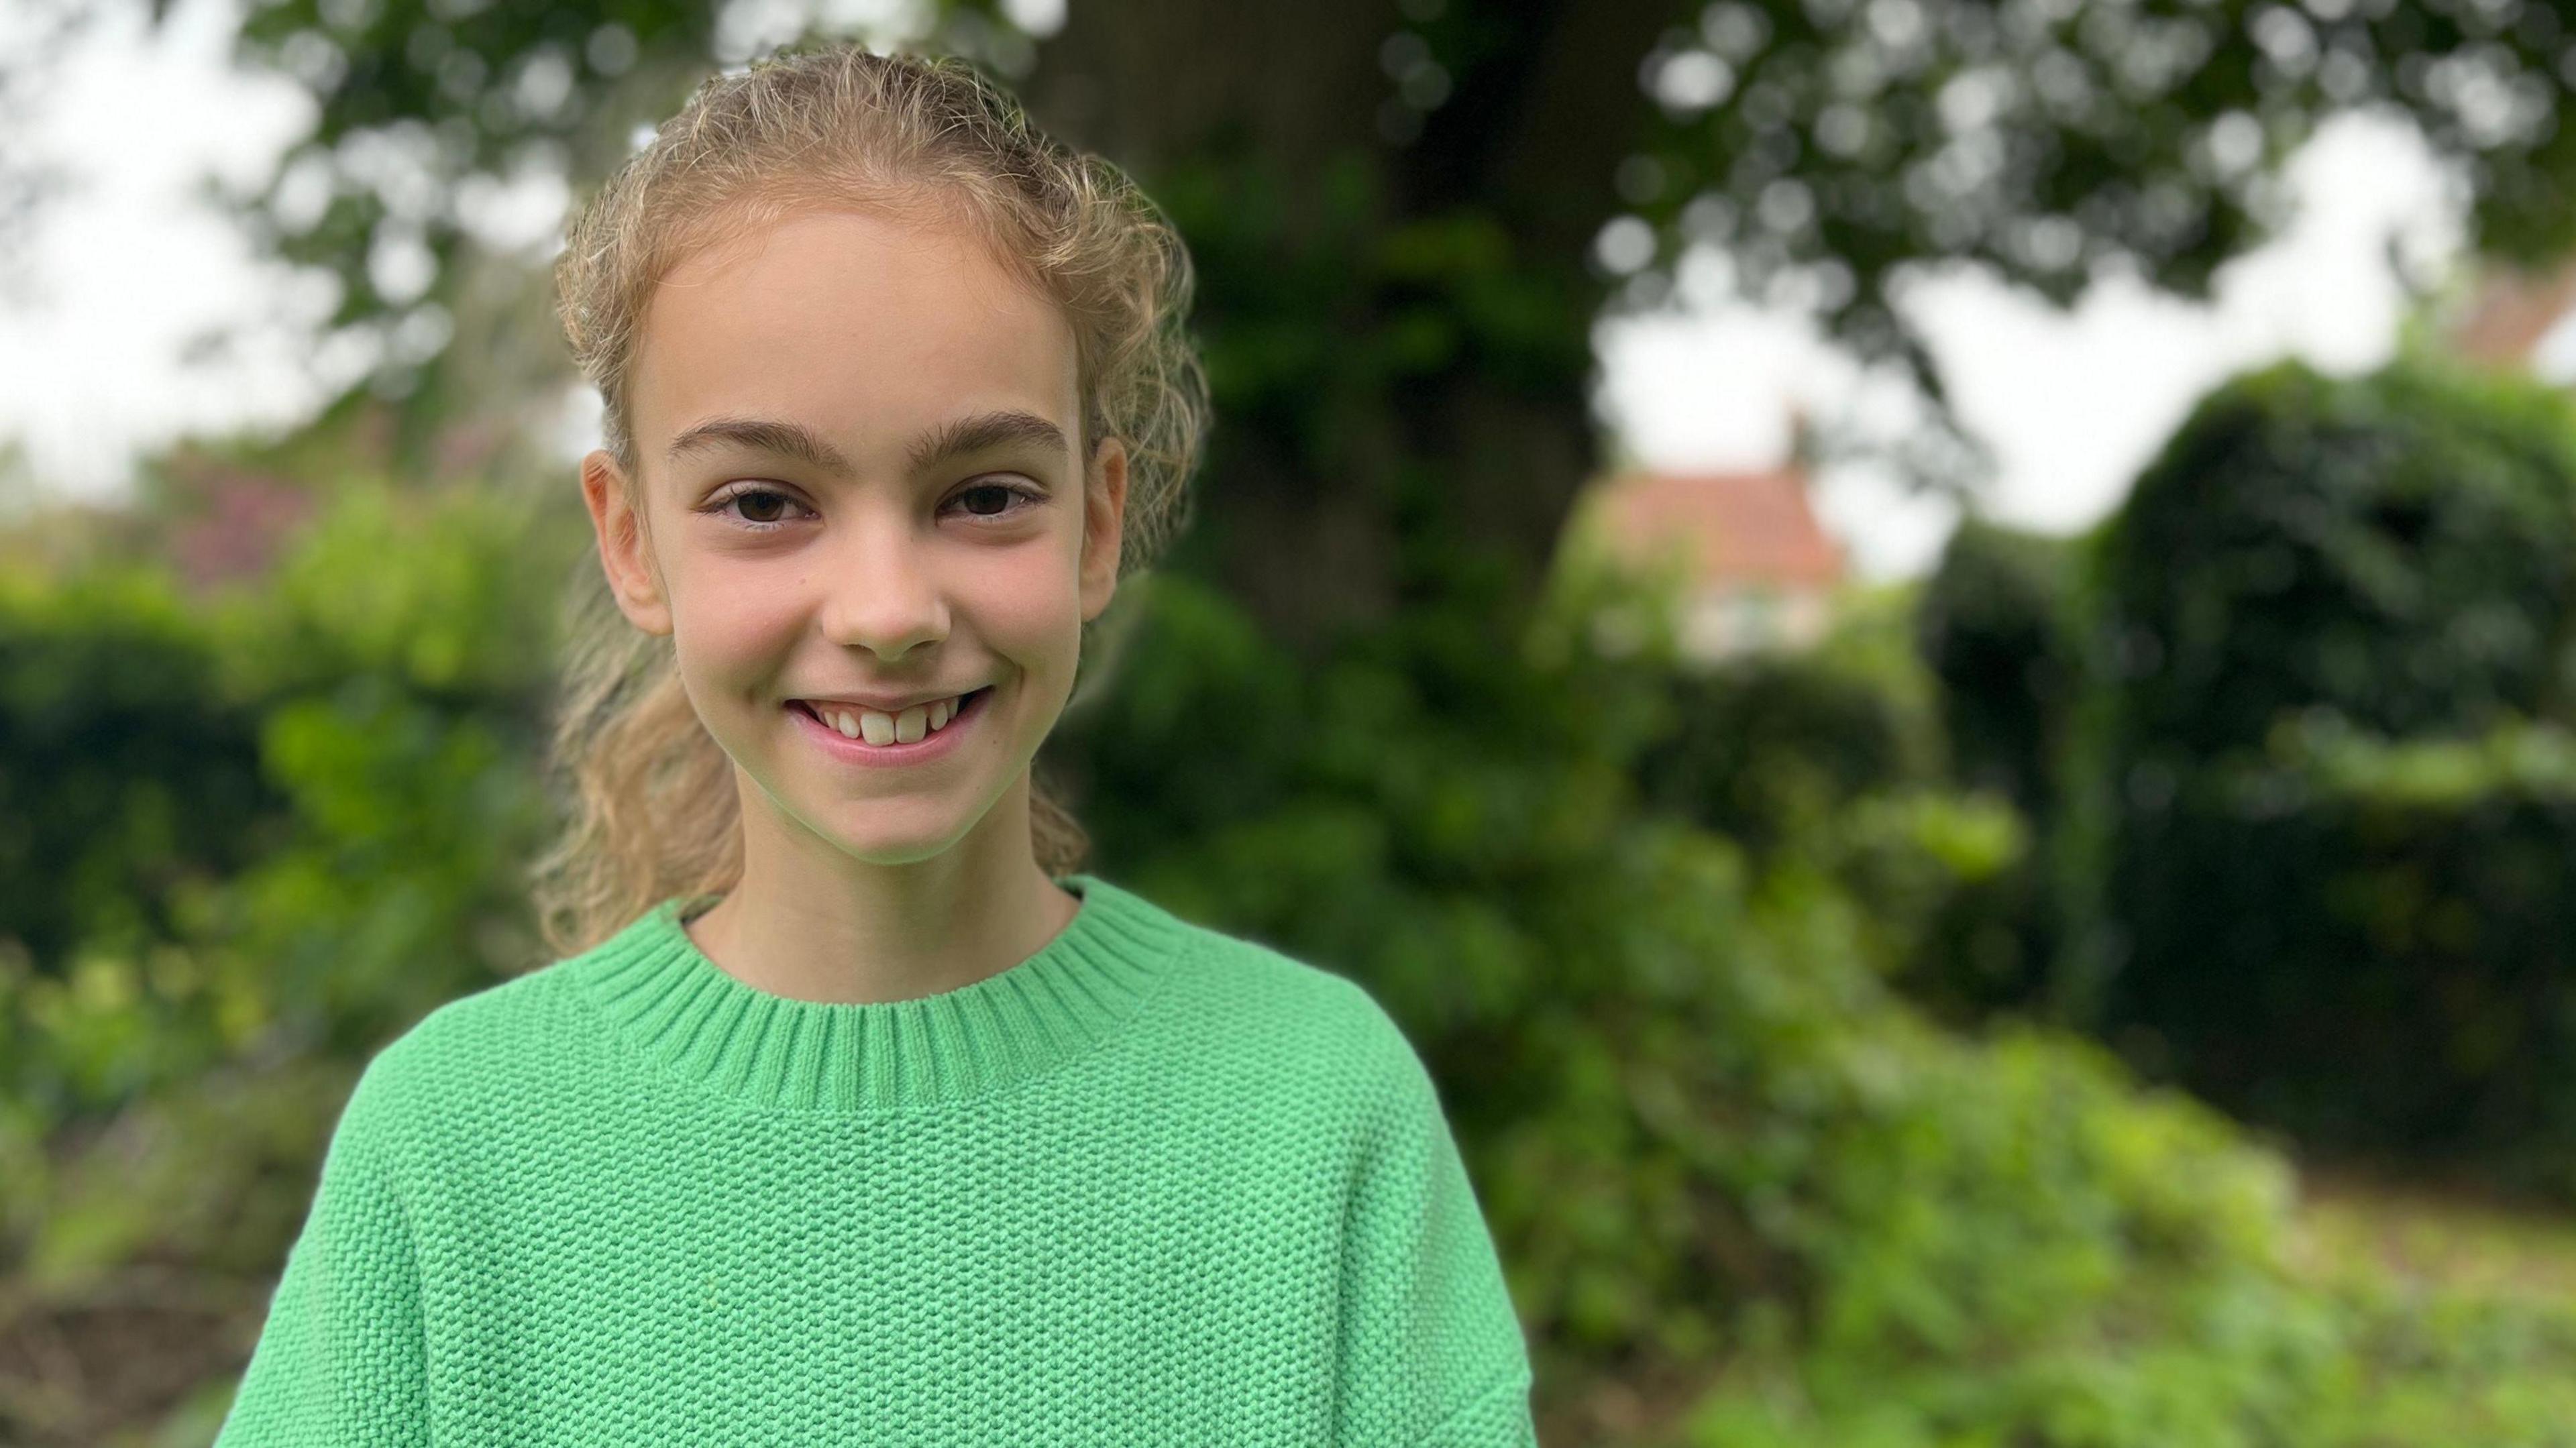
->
left=528, top=42, right=1210, bottom=960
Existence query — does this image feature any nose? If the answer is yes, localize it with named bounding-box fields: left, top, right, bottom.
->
left=814, top=499, right=949, bottom=659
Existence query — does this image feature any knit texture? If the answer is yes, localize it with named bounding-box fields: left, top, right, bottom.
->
left=214, top=872, right=1538, bottom=1446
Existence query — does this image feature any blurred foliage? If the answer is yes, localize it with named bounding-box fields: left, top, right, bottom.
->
left=0, top=564, right=278, bottom=975
left=2092, top=359, right=2576, bottom=750
left=2058, top=353, right=2576, bottom=1201
left=1613, top=579, right=2039, bottom=1017
left=1916, top=518, right=2081, bottom=822
left=1900, top=518, right=2085, bottom=1019
left=1638, top=588, right=1941, bottom=861
left=0, top=420, right=586, bottom=1440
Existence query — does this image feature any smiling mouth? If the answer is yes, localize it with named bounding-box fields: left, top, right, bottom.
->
left=790, top=685, right=994, bottom=744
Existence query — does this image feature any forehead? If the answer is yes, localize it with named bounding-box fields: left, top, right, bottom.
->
left=630, top=206, right=1077, bottom=455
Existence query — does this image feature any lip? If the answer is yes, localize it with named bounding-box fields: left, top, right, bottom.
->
left=788, top=685, right=993, bottom=768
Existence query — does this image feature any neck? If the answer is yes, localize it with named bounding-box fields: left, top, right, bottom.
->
left=684, top=763, right=1079, bottom=1005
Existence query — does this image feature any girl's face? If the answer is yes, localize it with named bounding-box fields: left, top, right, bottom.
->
left=582, top=205, right=1126, bottom=867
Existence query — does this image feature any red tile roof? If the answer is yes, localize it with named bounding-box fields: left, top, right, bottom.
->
left=1589, top=465, right=1846, bottom=591
left=2449, top=257, right=2576, bottom=367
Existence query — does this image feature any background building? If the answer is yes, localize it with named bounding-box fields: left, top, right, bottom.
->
left=1577, top=410, right=1848, bottom=661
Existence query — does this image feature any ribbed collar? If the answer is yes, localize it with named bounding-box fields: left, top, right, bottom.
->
left=564, top=872, right=1193, bottom=1115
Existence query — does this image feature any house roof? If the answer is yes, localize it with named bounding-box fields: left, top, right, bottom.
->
left=1587, top=464, right=1846, bottom=591
left=2448, top=256, right=2576, bottom=368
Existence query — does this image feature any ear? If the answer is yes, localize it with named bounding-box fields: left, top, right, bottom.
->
left=581, top=450, right=674, bottom=636
left=1079, top=434, right=1128, bottom=624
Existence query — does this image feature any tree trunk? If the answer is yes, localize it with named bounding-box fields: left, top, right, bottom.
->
left=1022, top=0, right=1678, bottom=656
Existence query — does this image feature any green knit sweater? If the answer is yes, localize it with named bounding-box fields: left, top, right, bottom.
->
left=214, top=872, right=1537, bottom=1446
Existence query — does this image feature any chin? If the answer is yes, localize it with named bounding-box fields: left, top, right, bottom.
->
left=806, top=812, right=975, bottom=865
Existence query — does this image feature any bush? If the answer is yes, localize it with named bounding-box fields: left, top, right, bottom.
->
left=2086, top=357, right=2576, bottom=755
left=0, top=470, right=580, bottom=1442
left=2126, top=714, right=2576, bottom=1192
left=1915, top=518, right=2080, bottom=823
left=1907, top=519, right=2086, bottom=1019
left=0, top=566, right=278, bottom=987
left=2062, top=355, right=2576, bottom=1191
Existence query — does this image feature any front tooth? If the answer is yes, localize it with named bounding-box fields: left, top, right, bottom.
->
left=814, top=698, right=960, bottom=746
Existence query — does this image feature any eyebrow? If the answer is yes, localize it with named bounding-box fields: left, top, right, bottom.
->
left=664, top=410, right=1069, bottom=478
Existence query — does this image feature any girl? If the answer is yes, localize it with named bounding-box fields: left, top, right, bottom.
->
left=215, top=42, right=1536, bottom=1447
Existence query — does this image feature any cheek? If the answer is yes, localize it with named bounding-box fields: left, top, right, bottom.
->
left=967, top=553, right=1087, bottom=656
left=665, top=561, right=808, bottom=682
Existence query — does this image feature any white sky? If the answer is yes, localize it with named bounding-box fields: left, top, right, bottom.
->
left=1591, top=107, right=2474, bottom=577
left=0, top=0, right=2484, bottom=579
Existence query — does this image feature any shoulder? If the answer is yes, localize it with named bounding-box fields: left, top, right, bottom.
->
left=373, top=964, right=577, bottom=1075
left=1155, top=922, right=1477, bottom=1225
left=1150, top=915, right=1439, bottom=1115
left=333, top=965, right=586, bottom=1151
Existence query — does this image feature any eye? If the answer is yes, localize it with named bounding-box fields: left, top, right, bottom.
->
left=702, top=484, right=814, bottom=533
left=949, top=480, right=1045, bottom=522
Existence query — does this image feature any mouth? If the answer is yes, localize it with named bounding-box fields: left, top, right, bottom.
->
left=789, top=685, right=995, bottom=747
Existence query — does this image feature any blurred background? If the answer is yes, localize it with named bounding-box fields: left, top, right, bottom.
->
left=9, top=0, right=2576, bottom=1442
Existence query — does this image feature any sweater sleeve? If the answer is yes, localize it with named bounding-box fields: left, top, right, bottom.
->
left=1334, top=994, right=1538, bottom=1447
left=215, top=1045, right=431, bottom=1448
